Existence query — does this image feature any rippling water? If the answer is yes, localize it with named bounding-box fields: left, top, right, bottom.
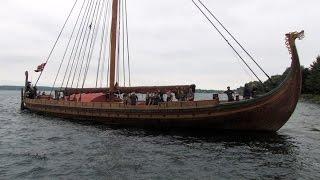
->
left=0, top=91, right=319, bottom=179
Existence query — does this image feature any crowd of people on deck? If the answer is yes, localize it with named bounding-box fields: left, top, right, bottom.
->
left=25, top=81, right=53, bottom=100
left=25, top=81, right=255, bottom=105
left=221, top=85, right=255, bottom=102
left=118, top=85, right=257, bottom=106
left=145, top=92, right=164, bottom=105
left=122, top=92, right=138, bottom=106
left=25, top=82, right=39, bottom=99
left=120, top=87, right=195, bottom=106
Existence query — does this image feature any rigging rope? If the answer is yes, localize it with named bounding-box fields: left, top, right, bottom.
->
left=82, top=0, right=106, bottom=89
left=105, top=19, right=111, bottom=88
left=101, top=0, right=112, bottom=88
left=78, top=0, right=103, bottom=88
left=196, top=0, right=271, bottom=81
left=35, top=0, right=79, bottom=86
left=64, top=0, right=95, bottom=89
left=192, top=0, right=263, bottom=84
left=60, top=0, right=92, bottom=90
left=124, top=0, right=131, bottom=87
left=70, top=0, right=99, bottom=88
left=50, top=0, right=87, bottom=95
left=53, top=0, right=130, bottom=91
left=67, top=1, right=93, bottom=89
left=122, top=0, right=126, bottom=87
left=77, top=0, right=103, bottom=88
left=96, top=0, right=110, bottom=88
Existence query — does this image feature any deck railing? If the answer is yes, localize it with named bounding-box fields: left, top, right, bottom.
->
left=25, top=98, right=219, bottom=109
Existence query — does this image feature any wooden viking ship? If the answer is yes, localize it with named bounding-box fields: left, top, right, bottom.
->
left=21, top=0, right=304, bottom=132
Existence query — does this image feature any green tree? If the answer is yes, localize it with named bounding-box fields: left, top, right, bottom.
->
left=301, top=66, right=310, bottom=94
left=239, top=56, right=320, bottom=96
left=240, top=67, right=290, bottom=96
left=305, top=56, right=320, bottom=94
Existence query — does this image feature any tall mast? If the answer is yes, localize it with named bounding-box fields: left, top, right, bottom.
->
left=109, top=0, right=119, bottom=90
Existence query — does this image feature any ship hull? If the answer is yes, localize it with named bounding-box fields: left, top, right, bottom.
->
left=23, top=70, right=300, bottom=132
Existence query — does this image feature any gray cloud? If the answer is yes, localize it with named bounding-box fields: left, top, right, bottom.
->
left=0, top=0, right=319, bottom=89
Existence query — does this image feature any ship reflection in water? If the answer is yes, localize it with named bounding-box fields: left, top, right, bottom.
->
left=0, top=91, right=319, bottom=179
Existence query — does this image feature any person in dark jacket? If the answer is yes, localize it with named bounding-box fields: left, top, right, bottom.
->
left=129, top=93, right=138, bottom=105
left=159, top=91, right=164, bottom=102
left=187, top=88, right=195, bottom=101
left=252, top=86, right=257, bottom=98
left=224, top=86, right=235, bottom=102
left=146, top=92, right=150, bottom=105
left=243, top=84, right=252, bottom=100
left=153, top=92, right=161, bottom=105
left=123, top=93, right=129, bottom=105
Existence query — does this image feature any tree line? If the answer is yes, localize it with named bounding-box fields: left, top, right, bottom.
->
left=237, top=56, right=320, bottom=96
left=301, top=56, right=320, bottom=94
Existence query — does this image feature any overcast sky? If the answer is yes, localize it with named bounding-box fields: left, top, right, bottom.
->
left=0, top=0, right=319, bottom=89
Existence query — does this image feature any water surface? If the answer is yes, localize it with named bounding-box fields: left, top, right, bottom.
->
left=0, top=91, right=319, bottom=179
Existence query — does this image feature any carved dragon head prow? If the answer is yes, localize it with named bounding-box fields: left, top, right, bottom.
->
left=285, top=30, right=304, bottom=55
left=286, top=30, right=305, bottom=42
left=290, top=30, right=304, bottom=40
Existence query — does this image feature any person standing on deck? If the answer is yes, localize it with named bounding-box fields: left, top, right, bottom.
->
left=166, top=91, right=173, bottom=102
left=153, top=92, right=161, bottom=105
left=224, top=86, right=235, bottom=102
left=175, top=88, right=181, bottom=101
left=123, top=93, right=129, bottom=105
left=129, top=92, right=138, bottom=105
left=159, top=91, right=164, bottom=102
left=252, top=86, right=258, bottom=98
left=146, top=92, right=150, bottom=105
left=180, top=90, right=186, bottom=101
left=187, top=88, right=195, bottom=101
left=243, top=84, right=252, bottom=100
left=148, top=92, right=154, bottom=105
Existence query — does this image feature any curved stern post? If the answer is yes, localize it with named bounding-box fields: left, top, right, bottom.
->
left=271, top=30, right=305, bottom=130
left=285, top=30, right=305, bottom=96
left=21, top=71, right=29, bottom=110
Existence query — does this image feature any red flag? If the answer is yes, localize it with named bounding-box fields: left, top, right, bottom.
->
left=35, top=63, right=46, bottom=72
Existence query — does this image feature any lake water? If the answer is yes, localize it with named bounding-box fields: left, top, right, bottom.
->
left=0, top=91, right=319, bottom=179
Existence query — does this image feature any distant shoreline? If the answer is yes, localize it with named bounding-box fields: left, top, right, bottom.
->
left=0, top=85, right=24, bottom=91
left=0, top=85, right=53, bottom=91
left=0, top=85, right=222, bottom=93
